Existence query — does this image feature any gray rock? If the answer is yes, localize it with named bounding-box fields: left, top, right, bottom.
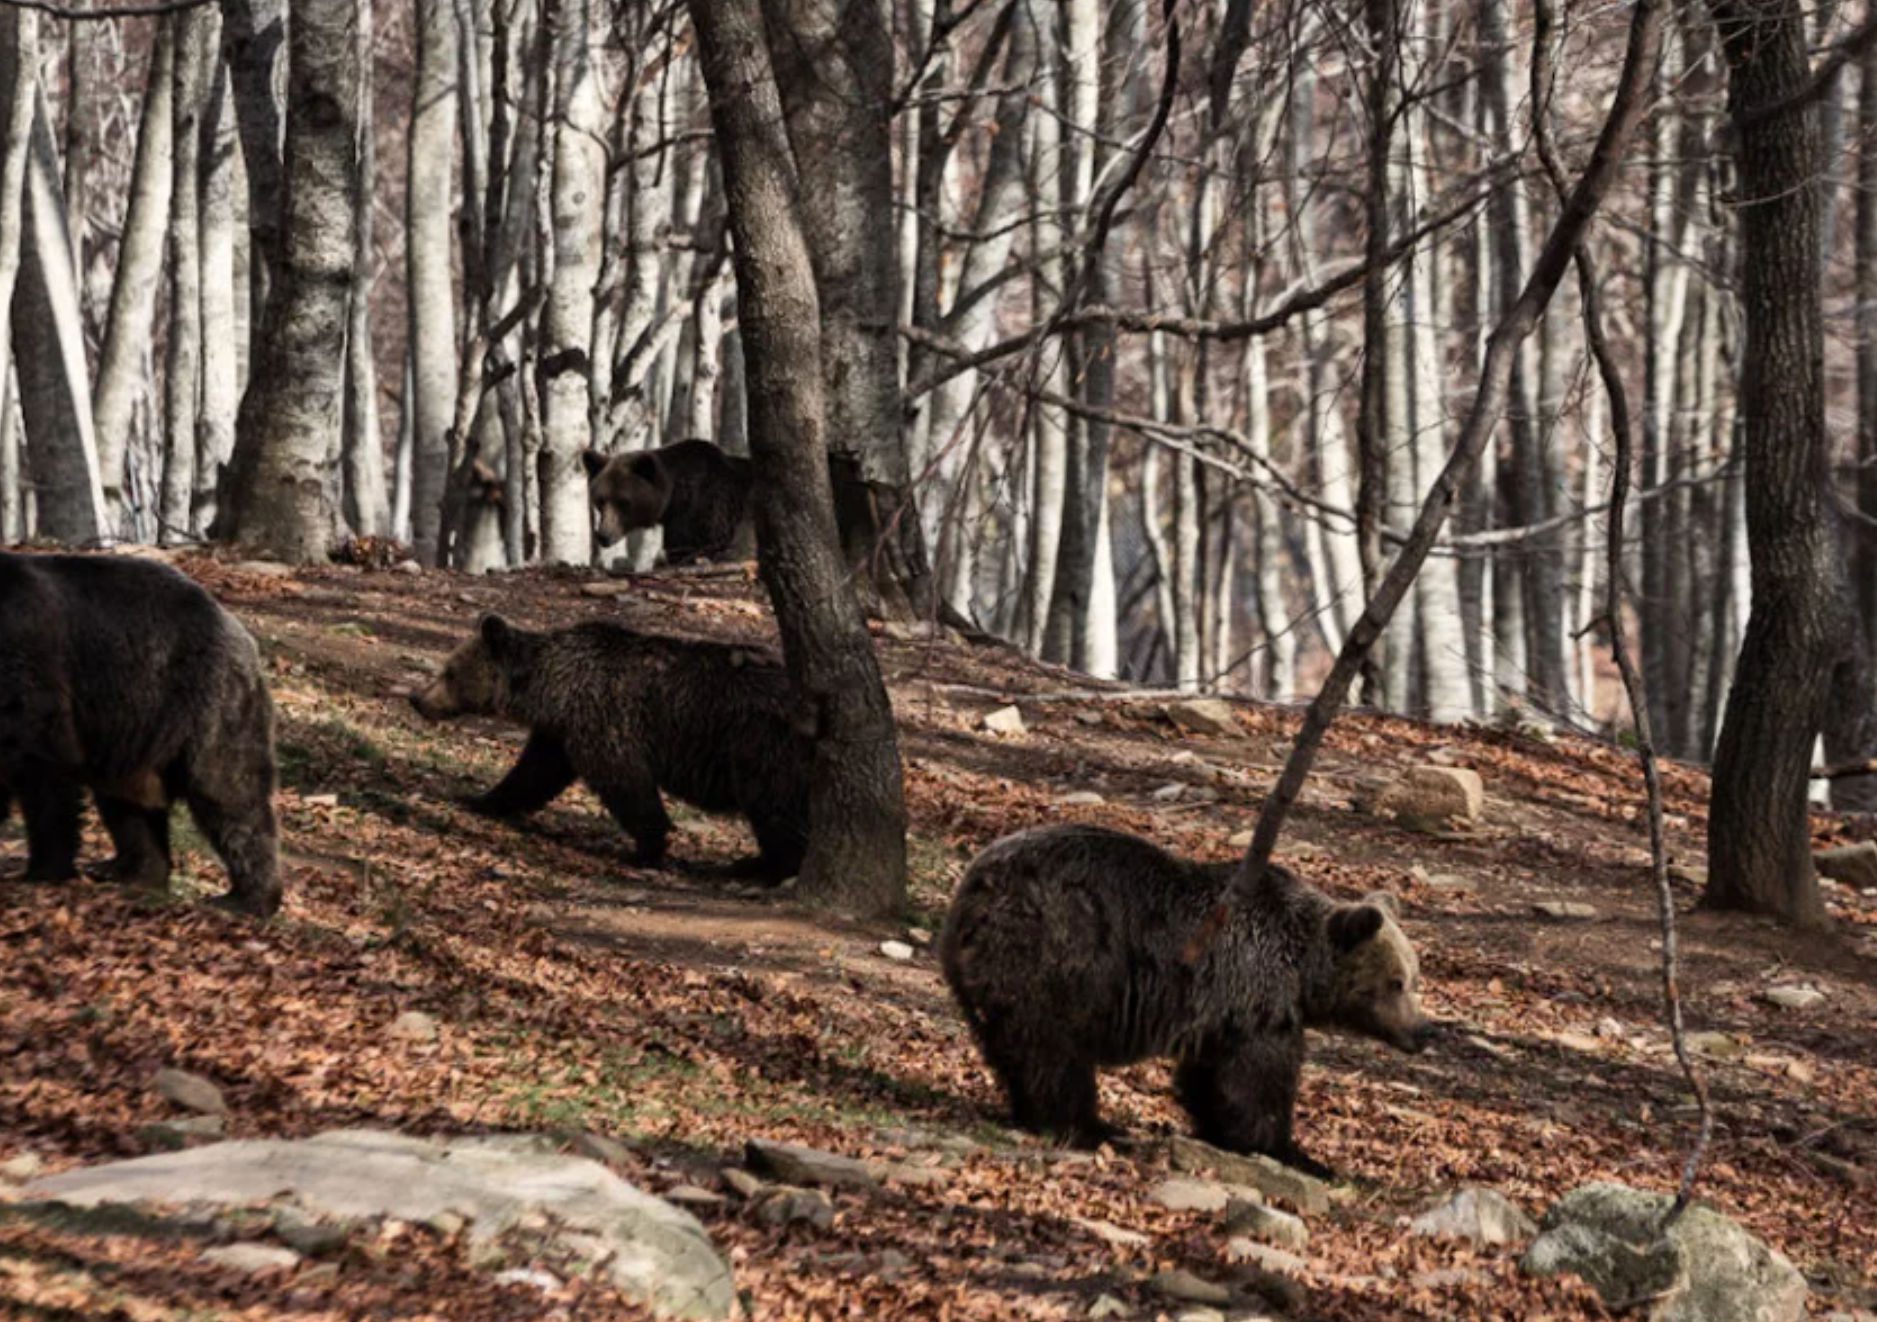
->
left=273, top=1208, right=350, bottom=1256
left=905, top=927, right=935, bottom=947
left=878, top=940, right=916, bottom=962
left=1167, top=698, right=1240, bottom=738
left=138, top=1115, right=226, bottom=1151
left=982, top=705, right=1026, bottom=735
left=1376, top=766, right=1484, bottom=826
left=1408, top=1187, right=1538, bottom=1246
left=1814, top=842, right=1877, bottom=889
left=1759, top=985, right=1824, bottom=1011
left=1686, top=1031, right=1745, bottom=1060
left=1152, top=1177, right=1230, bottom=1213
left=0, top=1151, right=45, bottom=1182
left=1521, top=1182, right=1806, bottom=1322
left=25, top=1129, right=734, bottom=1319
left=1223, top=1237, right=1307, bottom=1276
left=233, top=560, right=294, bottom=579
left=1071, top=1215, right=1149, bottom=1248
left=753, top=1186, right=834, bottom=1231
left=664, top=1185, right=724, bottom=1209
left=1087, top=1295, right=1132, bottom=1319
left=1057, top=791, right=1106, bottom=807
left=1532, top=900, right=1599, bottom=920
left=394, top=560, right=423, bottom=577
left=153, top=1068, right=228, bottom=1117
left=1150, top=1268, right=1232, bottom=1305
left=1223, top=1198, right=1308, bottom=1251
left=389, top=1010, right=440, bottom=1043
left=1168, top=1137, right=1341, bottom=1215
left=721, top=1169, right=764, bottom=1201
left=201, top=1243, right=302, bottom=1275
left=1174, top=1311, right=1226, bottom=1322
left=570, top=1131, right=636, bottom=1169
left=744, top=1140, right=878, bottom=1191
left=494, top=1266, right=561, bottom=1292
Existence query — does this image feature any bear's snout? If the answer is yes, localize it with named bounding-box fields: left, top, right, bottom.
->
left=1397, top=1017, right=1441, bottom=1054
left=409, top=685, right=454, bottom=721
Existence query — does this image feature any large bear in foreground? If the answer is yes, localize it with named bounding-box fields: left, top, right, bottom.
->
left=410, top=615, right=812, bottom=879
left=583, top=440, right=754, bottom=565
left=940, top=824, right=1435, bottom=1175
left=0, top=552, right=281, bottom=915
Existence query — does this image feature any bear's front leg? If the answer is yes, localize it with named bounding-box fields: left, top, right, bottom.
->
left=590, top=771, right=674, bottom=867
left=1175, top=1025, right=1334, bottom=1179
left=464, top=732, right=577, bottom=818
left=18, top=769, right=83, bottom=882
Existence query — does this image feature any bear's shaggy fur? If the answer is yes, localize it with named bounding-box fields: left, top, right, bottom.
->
left=939, top=824, right=1434, bottom=1175
left=583, top=440, right=754, bottom=565
left=0, top=552, right=281, bottom=915
left=411, top=614, right=812, bottom=878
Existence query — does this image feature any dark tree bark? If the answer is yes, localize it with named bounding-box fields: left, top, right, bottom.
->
left=689, top=0, right=909, bottom=918
left=1704, top=0, right=1845, bottom=923
left=761, top=0, right=929, bottom=620
left=1354, top=0, right=1396, bottom=706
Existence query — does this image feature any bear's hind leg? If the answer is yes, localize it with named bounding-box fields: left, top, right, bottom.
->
left=18, top=769, right=83, bottom=881
left=464, top=732, right=576, bottom=817
left=976, top=1023, right=1113, bottom=1147
left=738, top=809, right=807, bottom=882
left=591, top=771, right=674, bottom=867
left=1176, top=1027, right=1331, bottom=1178
left=179, top=698, right=281, bottom=917
left=97, top=797, right=172, bottom=890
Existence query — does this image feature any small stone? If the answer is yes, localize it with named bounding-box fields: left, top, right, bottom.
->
left=1668, top=864, right=1708, bottom=887
left=0, top=1152, right=45, bottom=1183
left=1150, top=1268, right=1231, bottom=1306
left=1057, top=790, right=1106, bottom=806
left=273, top=1209, right=349, bottom=1257
left=1224, top=1198, right=1308, bottom=1251
left=982, top=705, right=1026, bottom=735
left=389, top=1010, right=440, bottom=1043
left=424, top=1209, right=466, bottom=1237
left=754, top=1186, right=834, bottom=1230
left=722, top=1168, right=765, bottom=1200
left=1814, top=842, right=1877, bottom=889
left=1375, top=766, right=1484, bottom=826
left=879, top=940, right=916, bottom=962
left=569, top=1131, right=634, bottom=1168
left=1595, top=1017, right=1625, bottom=1039
left=905, top=927, right=934, bottom=947
left=664, top=1184, right=724, bottom=1208
left=1168, top=1137, right=1342, bottom=1215
left=138, top=1115, right=226, bottom=1151
left=1423, top=872, right=1477, bottom=893
left=1224, top=1237, right=1308, bottom=1276
left=1228, top=830, right=1254, bottom=849
left=1070, top=1216, right=1149, bottom=1248
left=1408, top=1187, right=1538, bottom=1246
left=1152, top=783, right=1187, bottom=803
left=233, top=560, right=294, bottom=579
left=394, top=560, right=423, bottom=577
left=1088, top=1295, right=1132, bottom=1320
left=1532, top=900, right=1599, bottom=920
left=1412, top=1268, right=1483, bottom=1290
left=1166, top=698, right=1241, bottom=738
left=494, top=1266, right=561, bottom=1293
left=1686, top=1030, right=1745, bottom=1059
left=580, top=580, right=630, bottom=598
left=201, top=1243, right=302, bottom=1275
left=1174, top=1311, right=1226, bottom=1322
left=1760, top=985, right=1825, bottom=1011
left=1152, top=1177, right=1230, bottom=1213
left=746, top=1139, right=879, bottom=1191
left=154, top=1068, right=228, bottom=1117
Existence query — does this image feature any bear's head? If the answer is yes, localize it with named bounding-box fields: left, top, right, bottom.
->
left=583, top=449, right=670, bottom=548
left=410, top=614, right=537, bottom=721
left=1320, top=894, right=1436, bottom=1053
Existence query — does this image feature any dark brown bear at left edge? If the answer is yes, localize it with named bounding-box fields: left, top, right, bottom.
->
left=940, top=824, right=1437, bottom=1177
left=411, top=614, right=812, bottom=881
left=0, top=552, right=282, bottom=916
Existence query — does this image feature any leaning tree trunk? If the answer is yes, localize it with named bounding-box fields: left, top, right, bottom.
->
left=1704, top=0, right=1841, bottom=926
left=195, top=45, right=240, bottom=535
left=690, top=0, right=909, bottom=918
left=407, top=0, right=458, bottom=564
left=537, top=0, right=603, bottom=567
left=216, top=0, right=358, bottom=564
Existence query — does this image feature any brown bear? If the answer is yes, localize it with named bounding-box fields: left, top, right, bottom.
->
left=0, top=552, right=282, bottom=915
left=410, top=614, right=811, bottom=879
left=583, top=439, right=755, bottom=565
left=939, top=824, right=1435, bottom=1175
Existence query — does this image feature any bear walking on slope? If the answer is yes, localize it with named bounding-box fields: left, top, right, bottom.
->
left=0, top=552, right=281, bottom=916
left=939, top=824, right=1435, bottom=1176
left=410, top=614, right=812, bottom=880
left=583, top=440, right=755, bottom=565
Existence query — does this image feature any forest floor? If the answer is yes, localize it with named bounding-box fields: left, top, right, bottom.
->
left=1, top=554, right=1874, bottom=1321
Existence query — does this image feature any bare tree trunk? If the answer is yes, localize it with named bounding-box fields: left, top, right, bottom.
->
left=690, top=0, right=908, bottom=917
left=537, top=0, right=602, bottom=566
left=159, top=8, right=214, bottom=546
left=341, top=0, right=385, bottom=539
left=0, top=9, right=35, bottom=542
left=195, top=43, right=238, bottom=535
left=92, top=18, right=174, bottom=534
left=407, top=0, right=458, bottom=564
left=217, top=0, right=357, bottom=564
left=220, top=0, right=284, bottom=326
left=0, top=371, right=18, bottom=540
left=1705, top=0, right=1842, bottom=925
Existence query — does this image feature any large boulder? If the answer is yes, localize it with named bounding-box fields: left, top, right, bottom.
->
left=1521, top=1182, right=1805, bottom=1322
left=1374, top=766, right=1484, bottom=828
left=1409, top=1186, right=1537, bottom=1246
left=23, top=1129, right=734, bottom=1319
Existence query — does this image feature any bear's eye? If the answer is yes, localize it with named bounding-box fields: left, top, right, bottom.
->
left=1388, top=977, right=1406, bottom=993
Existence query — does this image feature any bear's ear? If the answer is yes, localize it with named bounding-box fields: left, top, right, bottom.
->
left=581, top=449, right=609, bottom=481
left=1328, top=903, right=1387, bottom=952
left=628, top=452, right=665, bottom=482
left=1362, top=891, right=1401, bottom=920
left=478, top=613, right=513, bottom=653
